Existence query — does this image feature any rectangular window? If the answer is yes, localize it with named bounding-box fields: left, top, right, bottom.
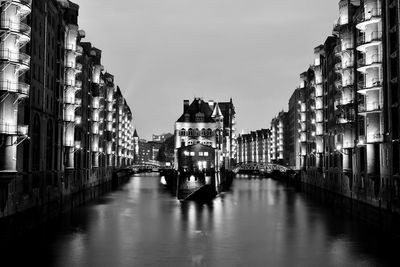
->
left=199, top=152, right=204, bottom=156
left=190, top=152, right=195, bottom=156
left=204, top=152, right=209, bottom=156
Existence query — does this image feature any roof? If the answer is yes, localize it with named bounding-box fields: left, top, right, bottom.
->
left=176, top=98, right=215, bottom=123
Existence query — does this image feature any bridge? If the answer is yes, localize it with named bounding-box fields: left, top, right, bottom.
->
left=234, top=162, right=292, bottom=175
left=131, top=162, right=171, bottom=172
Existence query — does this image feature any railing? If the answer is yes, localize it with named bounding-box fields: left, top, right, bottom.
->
left=359, top=101, right=382, bottom=113
left=335, top=62, right=342, bottom=71
left=0, top=122, right=28, bottom=135
left=13, top=0, right=32, bottom=8
left=0, top=49, right=30, bottom=67
left=75, top=98, right=82, bottom=106
left=334, top=44, right=342, bottom=55
left=0, top=20, right=31, bottom=37
left=358, top=78, right=382, bottom=90
left=0, top=79, right=29, bottom=95
left=64, top=97, right=75, bottom=104
left=65, top=61, right=75, bottom=68
left=357, top=31, right=382, bottom=46
left=65, top=44, right=76, bottom=52
left=64, top=114, right=74, bottom=122
left=367, top=133, right=384, bottom=143
left=76, top=45, right=83, bottom=55
left=75, top=80, right=82, bottom=89
left=357, top=54, right=382, bottom=68
left=356, top=8, right=382, bottom=23
left=75, top=63, right=82, bottom=71
left=64, top=140, right=75, bottom=147
left=75, top=115, right=82, bottom=124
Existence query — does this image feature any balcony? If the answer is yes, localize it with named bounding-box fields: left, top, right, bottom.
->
left=0, top=80, right=29, bottom=96
left=64, top=114, right=75, bottom=122
left=356, top=9, right=382, bottom=30
left=75, top=98, right=82, bottom=107
left=0, top=122, right=28, bottom=135
left=334, top=62, right=342, bottom=72
left=357, top=31, right=382, bottom=52
left=357, top=54, right=382, bottom=73
left=11, top=0, right=32, bottom=17
left=75, top=63, right=82, bottom=72
left=358, top=101, right=382, bottom=114
left=76, top=45, right=83, bottom=56
left=0, top=20, right=31, bottom=39
left=0, top=49, right=30, bottom=68
left=357, top=79, right=382, bottom=93
left=75, top=115, right=82, bottom=125
left=367, top=133, right=384, bottom=143
left=334, top=44, right=342, bottom=55
left=64, top=97, right=75, bottom=105
left=65, top=60, right=75, bottom=69
left=75, top=80, right=82, bottom=90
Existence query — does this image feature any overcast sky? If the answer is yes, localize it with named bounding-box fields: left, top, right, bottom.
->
left=75, top=0, right=339, bottom=140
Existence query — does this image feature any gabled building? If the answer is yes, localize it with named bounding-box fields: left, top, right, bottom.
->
left=174, top=97, right=236, bottom=169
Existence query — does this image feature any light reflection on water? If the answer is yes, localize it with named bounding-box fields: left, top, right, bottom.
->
left=1, top=173, right=398, bottom=267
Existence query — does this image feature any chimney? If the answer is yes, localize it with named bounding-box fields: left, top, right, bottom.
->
left=208, top=100, right=214, bottom=109
left=184, top=100, right=189, bottom=113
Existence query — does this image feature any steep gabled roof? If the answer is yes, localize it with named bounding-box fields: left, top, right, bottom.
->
left=133, top=129, right=139, bottom=138
left=176, top=98, right=215, bottom=123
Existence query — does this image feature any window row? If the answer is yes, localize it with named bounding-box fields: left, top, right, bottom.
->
left=183, top=151, right=210, bottom=157
left=179, top=128, right=213, bottom=137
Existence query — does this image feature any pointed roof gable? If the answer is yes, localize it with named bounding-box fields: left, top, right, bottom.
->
left=133, top=129, right=139, bottom=138
left=176, top=98, right=215, bottom=123
left=211, top=103, right=223, bottom=118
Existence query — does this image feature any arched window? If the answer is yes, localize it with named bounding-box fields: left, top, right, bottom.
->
left=195, top=128, right=200, bottom=136
left=46, top=120, right=53, bottom=171
left=32, top=114, right=41, bottom=171
left=188, top=128, right=193, bottom=136
left=201, top=128, right=206, bottom=136
left=179, top=128, right=186, bottom=136
left=207, top=128, right=212, bottom=136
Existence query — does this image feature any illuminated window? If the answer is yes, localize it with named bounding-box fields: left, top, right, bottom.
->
left=190, top=152, right=195, bottom=156
left=204, top=152, right=209, bottom=156
left=199, top=152, right=204, bottom=156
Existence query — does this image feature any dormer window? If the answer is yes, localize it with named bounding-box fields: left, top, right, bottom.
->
left=184, top=113, right=190, bottom=122
left=195, top=112, right=204, bottom=122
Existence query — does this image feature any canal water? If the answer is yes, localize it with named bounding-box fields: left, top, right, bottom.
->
left=1, top=173, right=399, bottom=266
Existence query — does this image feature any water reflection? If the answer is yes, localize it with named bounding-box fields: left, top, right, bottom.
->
left=0, top=173, right=399, bottom=266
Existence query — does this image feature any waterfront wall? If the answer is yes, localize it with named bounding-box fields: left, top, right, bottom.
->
left=0, top=169, right=132, bottom=241
left=293, top=171, right=400, bottom=232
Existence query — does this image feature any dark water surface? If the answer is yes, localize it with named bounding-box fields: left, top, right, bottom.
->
left=1, top=173, right=399, bottom=267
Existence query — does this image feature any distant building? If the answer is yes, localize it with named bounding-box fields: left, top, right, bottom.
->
left=237, top=129, right=270, bottom=164
left=152, top=133, right=173, bottom=143
left=287, top=88, right=303, bottom=170
left=269, top=111, right=289, bottom=165
left=133, top=130, right=163, bottom=165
